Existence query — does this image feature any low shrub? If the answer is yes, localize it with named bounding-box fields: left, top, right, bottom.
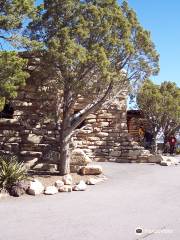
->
left=0, top=155, right=28, bottom=191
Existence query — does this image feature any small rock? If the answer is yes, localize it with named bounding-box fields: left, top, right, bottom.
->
left=27, top=179, right=44, bottom=195
left=59, top=185, right=72, bottom=192
left=73, top=180, right=87, bottom=191
left=54, top=180, right=64, bottom=189
left=44, top=186, right=58, bottom=195
left=86, top=176, right=108, bottom=185
left=0, top=190, right=9, bottom=199
left=62, top=174, right=73, bottom=185
left=86, top=178, right=98, bottom=185
left=9, top=181, right=29, bottom=197
left=160, top=161, right=172, bottom=166
left=79, top=165, right=103, bottom=175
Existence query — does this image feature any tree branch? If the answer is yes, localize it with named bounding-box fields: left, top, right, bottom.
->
left=69, top=81, right=113, bottom=133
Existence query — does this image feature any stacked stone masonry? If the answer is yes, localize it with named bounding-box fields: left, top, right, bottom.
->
left=0, top=80, right=152, bottom=167
left=127, top=110, right=149, bottom=142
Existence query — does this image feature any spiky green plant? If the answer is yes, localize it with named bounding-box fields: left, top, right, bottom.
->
left=0, top=155, right=28, bottom=191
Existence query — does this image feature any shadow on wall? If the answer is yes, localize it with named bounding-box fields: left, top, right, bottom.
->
left=0, top=102, right=14, bottom=119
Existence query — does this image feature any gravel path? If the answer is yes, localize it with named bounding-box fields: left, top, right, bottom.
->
left=1, top=158, right=180, bottom=240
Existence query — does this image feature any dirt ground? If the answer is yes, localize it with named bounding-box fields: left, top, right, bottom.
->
left=29, top=172, right=104, bottom=187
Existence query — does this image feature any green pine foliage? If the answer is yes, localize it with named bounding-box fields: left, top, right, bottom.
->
left=137, top=80, right=180, bottom=140
left=0, top=0, right=35, bottom=109
left=0, top=51, right=29, bottom=110
left=28, top=0, right=159, bottom=94
left=0, top=0, right=34, bottom=31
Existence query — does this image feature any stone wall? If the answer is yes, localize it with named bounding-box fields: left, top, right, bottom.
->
left=73, top=94, right=151, bottom=163
left=0, top=82, right=59, bottom=167
left=0, top=80, right=152, bottom=167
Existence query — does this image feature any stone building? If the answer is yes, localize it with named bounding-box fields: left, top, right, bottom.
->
left=127, top=110, right=149, bottom=142
left=0, top=67, right=153, bottom=169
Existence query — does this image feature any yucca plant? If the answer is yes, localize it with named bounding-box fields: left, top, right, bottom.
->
left=0, top=155, right=28, bottom=191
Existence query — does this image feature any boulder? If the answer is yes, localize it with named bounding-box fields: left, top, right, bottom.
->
left=71, top=149, right=92, bottom=166
left=73, top=180, right=87, bottom=191
left=54, top=180, right=64, bottom=189
left=79, top=165, right=103, bottom=175
left=62, top=174, right=73, bottom=185
left=27, top=179, right=44, bottom=195
left=44, top=186, right=58, bottom=195
left=9, top=181, right=29, bottom=197
left=59, top=185, right=72, bottom=192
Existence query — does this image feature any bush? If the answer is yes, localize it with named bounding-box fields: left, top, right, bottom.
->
left=0, top=155, right=28, bottom=191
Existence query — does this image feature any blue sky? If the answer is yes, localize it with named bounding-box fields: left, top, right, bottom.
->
left=36, top=0, right=180, bottom=87
left=123, top=0, right=180, bottom=87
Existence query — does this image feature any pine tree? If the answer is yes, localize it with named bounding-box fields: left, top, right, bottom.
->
left=28, top=0, right=159, bottom=174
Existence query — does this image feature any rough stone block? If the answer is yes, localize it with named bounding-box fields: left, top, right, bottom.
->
left=98, top=122, right=109, bottom=127
left=96, top=132, right=109, bottom=137
left=88, top=137, right=100, bottom=141
left=109, top=151, right=121, bottom=157
left=20, top=151, right=42, bottom=157
left=86, top=119, right=97, bottom=123
left=71, top=149, right=92, bottom=166
left=79, top=165, right=103, bottom=175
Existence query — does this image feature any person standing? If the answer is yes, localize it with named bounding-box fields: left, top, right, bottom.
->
left=144, top=130, right=153, bottom=150
left=168, top=135, right=177, bottom=155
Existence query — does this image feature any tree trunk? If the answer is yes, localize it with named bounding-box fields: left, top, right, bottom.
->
left=57, top=86, right=73, bottom=175
left=58, top=129, right=71, bottom=175
left=57, top=81, right=113, bottom=175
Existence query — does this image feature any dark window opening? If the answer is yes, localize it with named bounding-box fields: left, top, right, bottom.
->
left=74, top=110, right=86, bottom=129
left=0, top=102, right=14, bottom=119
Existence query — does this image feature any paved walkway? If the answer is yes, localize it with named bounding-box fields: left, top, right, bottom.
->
left=1, top=158, right=180, bottom=240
